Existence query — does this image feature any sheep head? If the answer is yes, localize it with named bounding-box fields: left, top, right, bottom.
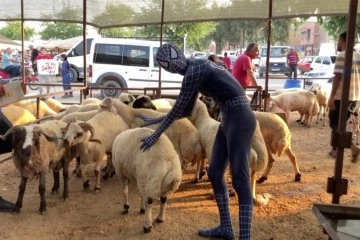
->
left=133, top=95, right=157, bottom=110
left=119, top=93, right=136, bottom=105
left=63, top=122, right=87, bottom=146
left=78, top=122, right=102, bottom=144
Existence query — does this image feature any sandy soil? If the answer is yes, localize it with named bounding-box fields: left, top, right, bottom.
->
left=1, top=112, right=360, bottom=240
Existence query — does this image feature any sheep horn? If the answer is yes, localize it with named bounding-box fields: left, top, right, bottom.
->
left=78, top=122, right=102, bottom=145
left=0, top=127, right=14, bottom=141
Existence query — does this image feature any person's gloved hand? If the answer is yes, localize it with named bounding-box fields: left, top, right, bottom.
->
left=140, top=134, right=158, bottom=151
left=136, top=114, right=162, bottom=127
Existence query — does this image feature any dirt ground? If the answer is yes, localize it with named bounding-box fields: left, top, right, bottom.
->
left=1, top=112, right=360, bottom=240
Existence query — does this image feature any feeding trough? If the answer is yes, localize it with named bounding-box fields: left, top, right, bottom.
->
left=283, top=79, right=302, bottom=89
left=312, top=203, right=360, bottom=240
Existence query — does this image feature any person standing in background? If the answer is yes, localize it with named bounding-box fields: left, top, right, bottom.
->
left=223, top=52, right=231, bottom=71
left=60, top=54, right=73, bottom=98
left=327, top=31, right=360, bottom=159
left=232, top=43, right=259, bottom=88
left=33, top=47, right=52, bottom=94
left=287, top=47, right=299, bottom=79
left=29, top=44, right=39, bottom=74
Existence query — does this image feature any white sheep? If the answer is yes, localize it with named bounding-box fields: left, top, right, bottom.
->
left=188, top=100, right=268, bottom=203
left=2, top=106, right=36, bottom=125
left=0, top=120, right=74, bottom=213
left=63, top=109, right=129, bottom=192
left=100, top=97, right=204, bottom=178
left=119, top=92, right=136, bottom=105
left=81, top=97, right=102, bottom=105
left=8, top=99, right=57, bottom=119
left=270, top=88, right=306, bottom=97
left=309, top=81, right=332, bottom=126
left=269, top=91, right=319, bottom=127
left=112, top=127, right=182, bottom=233
left=60, top=110, right=99, bottom=124
left=53, top=104, right=101, bottom=120
left=254, top=111, right=301, bottom=184
left=43, top=98, right=66, bottom=113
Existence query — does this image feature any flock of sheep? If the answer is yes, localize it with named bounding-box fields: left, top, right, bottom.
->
left=0, top=82, right=351, bottom=233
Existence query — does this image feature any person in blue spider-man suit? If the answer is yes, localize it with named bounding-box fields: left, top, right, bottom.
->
left=137, top=43, right=256, bottom=240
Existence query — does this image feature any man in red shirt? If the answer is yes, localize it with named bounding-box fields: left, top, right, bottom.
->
left=222, top=52, right=231, bottom=71
left=287, top=47, right=299, bottom=79
left=232, top=43, right=259, bottom=88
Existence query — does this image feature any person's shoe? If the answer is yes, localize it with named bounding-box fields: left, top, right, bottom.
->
left=68, top=93, right=74, bottom=97
left=351, top=144, right=360, bottom=163
left=328, top=150, right=337, bottom=159
left=61, top=94, right=69, bottom=98
left=0, top=196, right=15, bottom=212
left=198, top=226, right=234, bottom=240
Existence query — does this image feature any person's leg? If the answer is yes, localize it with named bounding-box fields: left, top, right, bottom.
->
left=198, top=125, right=234, bottom=239
left=223, top=105, right=256, bottom=240
left=294, top=66, right=297, bottom=79
left=328, top=100, right=341, bottom=157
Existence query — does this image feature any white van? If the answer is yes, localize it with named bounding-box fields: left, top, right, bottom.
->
left=88, top=38, right=183, bottom=98
left=258, top=46, right=291, bottom=78
left=55, top=37, right=95, bottom=82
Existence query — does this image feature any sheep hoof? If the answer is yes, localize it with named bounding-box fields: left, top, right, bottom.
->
left=295, top=173, right=301, bottom=182
left=192, top=178, right=199, bottom=184
left=110, top=171, right=116, bottom=178
left=295, top=119, right=301, bottom=123
left=199, top=170, right=207, bottom=179
left=51, top=189, right=59, bottom=194
left=143, top=226, right=152, bottom=233
left=39, top=207, right=47, bottom=215
left=101, top=166, right=108, bottom=172
left=229, top=190, right=236, bottom=197
left=102, top=173, right=109, bottom=180
left=83, top=180, right=90, bottom=190
left=256, top=176, right=268, bottom=184
left=94, top=187, right=101, bottom=193
left=156, top=218, right=164, bottom=223
left=140, top=208, right=145, bottom=214
left=122, top=204, right=130, bottom=215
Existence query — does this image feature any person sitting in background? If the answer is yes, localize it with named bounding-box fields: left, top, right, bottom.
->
left=208, top=54, right=228, bottom=69
left=1, top=48, right=21, bottom=78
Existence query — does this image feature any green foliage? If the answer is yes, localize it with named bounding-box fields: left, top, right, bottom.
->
left=40, top=22, right=83, bottom=40
left=317, top=16, right=360, bottom=41
left=0, top=22, right=36, bottom=40
left=100, top=28, right=137, bottom=38
left=92, top=3, right=135, bottom=27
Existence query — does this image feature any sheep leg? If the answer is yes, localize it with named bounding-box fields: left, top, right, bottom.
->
left=256, top=152, right=274, bottom=184
left=93, top=161, right=102, bottom=193
left=250, top=170, right=257, bottom=201
left=121, top=177, right=130, bottom=214
left=192, top=157, right=205, bottom=183
left=38, top=172, right=47, bottom=214
left=79, top=163, right=90, bottom=190
left=143, top=197, right=153, bottom=233
left=72, top=156, right=81, bottom=178
left=14, top=176, right=28, bottom=213
left=140, top=197, right=145, bottom=214
left=284, top=148, right=301, bottom=182
left=102, top=154, right=115, bottom=180
left=199, top=158, right=207, bottom=180
left=51, top=170, right=60, bottom=194
left=62, top=160, right=70, bottom=201
left=156, top=196, right=167, bottom=223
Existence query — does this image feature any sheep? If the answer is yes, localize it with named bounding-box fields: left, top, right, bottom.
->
left=60, top=110, right=99, bottom=124
left=309, top=81, right=332, bottom=126
left=132, top=95, right=157, bottom=110
left=270, top=88, right=306, bottom=97
left=63, top=109, right=129, bottom=192
left=100, top=97, right=204, bottom=180
left=254, top=111, right=301, bottom=184
left=188, top=99, right=269, bottom=203
left=2, top=106, right=36, bottom=125
left=42, top=98, right=66, bottom=113
left=269, top=91, right=320, bottom=127
left=119, top=92, right=136, bottom=105
left=8, top=99, right=57, bottom=119
left=81, top=97, right=102, bottom=105
left=112, top=127, right=182, bottom=233
left=0, top=120, right=74, bottom=213
left=53, top=104, right=101, bottom=120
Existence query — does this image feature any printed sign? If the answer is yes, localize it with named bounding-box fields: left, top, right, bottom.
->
left=0, top=81, right=25, bottom=106
left=37, top=59, right=59, bottom=75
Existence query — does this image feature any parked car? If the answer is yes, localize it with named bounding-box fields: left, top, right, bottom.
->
left=298, top=55, right=315, bottom=74
left=310, top=55, right=336, bottom=71
left=304, top=66, right=334, bottom=90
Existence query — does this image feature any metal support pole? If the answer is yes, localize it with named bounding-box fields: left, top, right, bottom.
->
left=263, top=0, right=272, bottom=112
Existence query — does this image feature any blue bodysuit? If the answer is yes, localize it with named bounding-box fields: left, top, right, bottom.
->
left=140, top=44, right=256, bottom=240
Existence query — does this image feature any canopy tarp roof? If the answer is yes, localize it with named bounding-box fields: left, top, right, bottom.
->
left=0, top=35, right=21, bottom=50
left=0, top=0, right=358, bottom=29
left=40, top=36, right=84, bottom=50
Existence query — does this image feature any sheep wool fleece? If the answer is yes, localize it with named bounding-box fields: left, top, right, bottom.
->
left=140, top=43, right=256, bottom=239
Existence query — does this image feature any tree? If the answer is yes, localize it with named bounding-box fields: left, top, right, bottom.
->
left=40, top=22, right=83, bottom=40
left=0, top=22, right=36, bottom=40
left=39, top=7, right=83, bottom=40
left=317, top=16, right=360, bottom=41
